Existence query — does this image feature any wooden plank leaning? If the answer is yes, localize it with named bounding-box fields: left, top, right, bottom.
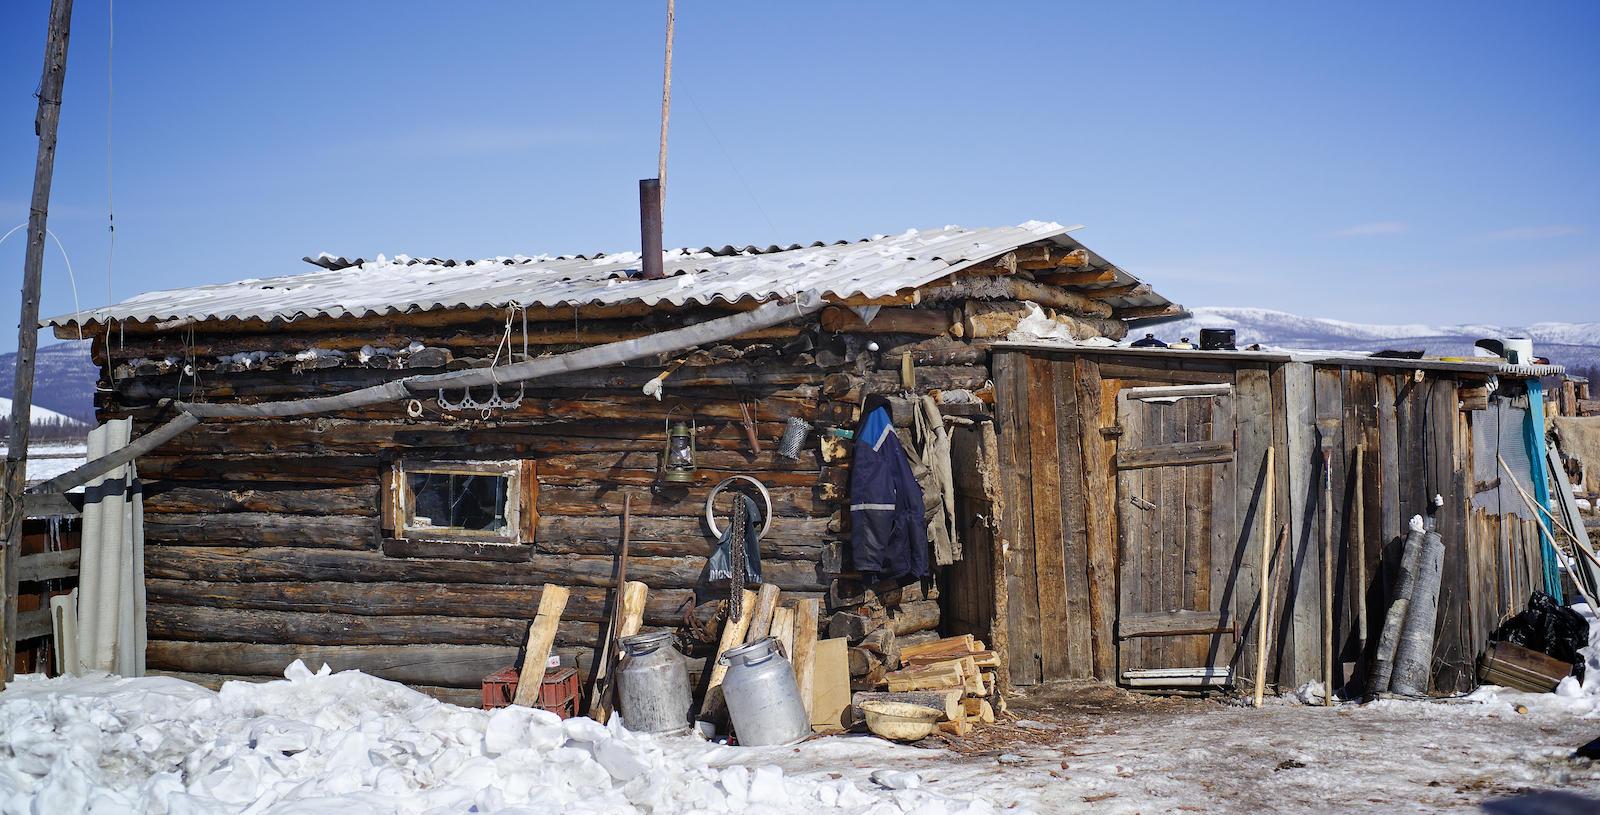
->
left=1254, top=446, right=1275, bottom=708
left=697, top=588, right=759, bottom=721
left=513, top=584, right=570, bottom=707
left=1497, top=453, right=1598, bottom=613
left=791, top=598, right=820, bottom=720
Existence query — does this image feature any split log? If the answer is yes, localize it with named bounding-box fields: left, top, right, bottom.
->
left=859, top=628, right=899, bottom=670
left=617, top=581, right=649, bottom=639
left=144, top=579, right=694, bottom=625
left=828, top=611, right=881, bottom=641
left=962, top=697, right=996, bottom=724
left=847, top=647, right=883, bottom=677
left=901, top=634, right=975, bottom=659
left=770, top=606, right=797, bottom=662
left=699, top=588, right=759, bottom=719
left=792, top=599, right=819, bottom=719
left=744, top=584, right=783, bottom=643
left=888, top=600, right=941, bottom=636
left=514, top=585, right=570, bottom=706
left=885, top=661, right=964, bottom=692
left=144, top=546, right=830, bottom=592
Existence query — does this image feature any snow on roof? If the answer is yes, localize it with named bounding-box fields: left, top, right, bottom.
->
left=43, top=222, right=1174, bottom=328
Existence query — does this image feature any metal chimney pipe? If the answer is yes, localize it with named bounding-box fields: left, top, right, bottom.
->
left=639, top=178, right=663, bottom=280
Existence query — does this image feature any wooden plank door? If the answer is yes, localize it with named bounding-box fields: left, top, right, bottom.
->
left=1115, top=384, right=1238, bottom=685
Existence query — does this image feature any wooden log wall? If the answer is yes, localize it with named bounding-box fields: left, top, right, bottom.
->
left=97, top=297, right=1101, bottom=694
left=995, top=348, right=1545, bottom=695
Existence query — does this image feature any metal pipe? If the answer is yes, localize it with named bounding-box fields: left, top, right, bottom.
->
left=639, top=178, right=664, bottom=280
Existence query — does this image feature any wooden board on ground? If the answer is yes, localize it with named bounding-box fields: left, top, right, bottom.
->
left=812, top=637, right=851, bottom=730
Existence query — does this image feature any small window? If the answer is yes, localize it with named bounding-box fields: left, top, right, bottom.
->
left=384, top=460, right=537, bottom=546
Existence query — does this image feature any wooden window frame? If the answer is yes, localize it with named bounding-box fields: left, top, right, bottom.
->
left=382, top=459, right=538, bottom=552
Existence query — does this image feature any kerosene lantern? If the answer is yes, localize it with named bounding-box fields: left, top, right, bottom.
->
left=661, top=408, right=697, bottom=484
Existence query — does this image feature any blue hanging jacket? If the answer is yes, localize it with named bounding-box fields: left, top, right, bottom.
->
left=850, top=404, right=928, bottom=583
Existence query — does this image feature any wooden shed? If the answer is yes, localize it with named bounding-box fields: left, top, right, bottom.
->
left=40, top=222, right=1183, bottom=702
left=959, top=343, right=1570, bottom=696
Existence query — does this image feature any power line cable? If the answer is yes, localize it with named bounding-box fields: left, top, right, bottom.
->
left=680, top=84, right=781, bottom=245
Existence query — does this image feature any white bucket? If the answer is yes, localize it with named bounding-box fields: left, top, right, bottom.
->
left=1504, top=337, right=1534, bottom=365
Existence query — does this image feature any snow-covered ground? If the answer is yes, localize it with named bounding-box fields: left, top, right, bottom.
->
left=4, top=600, right=1600, bottom=813
left=24, top=441, right=87, bottom=487
left=5, top=665, right=1600, bottom=815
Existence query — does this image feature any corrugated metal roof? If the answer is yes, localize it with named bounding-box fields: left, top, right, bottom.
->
left=45, top=221, right=1176, bottom=328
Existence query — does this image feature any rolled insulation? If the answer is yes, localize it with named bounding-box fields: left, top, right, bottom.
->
left=1366, top=516, right=1427, bottom=695
left=1389, top=531, right=1446, bottom=697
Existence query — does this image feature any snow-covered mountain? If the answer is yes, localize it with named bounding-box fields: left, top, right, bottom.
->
left=0, top=340, right=96, bottom=421
left=0, top=397, right=84, bottom=426
left=1149, top=308, right=1600, bottom=369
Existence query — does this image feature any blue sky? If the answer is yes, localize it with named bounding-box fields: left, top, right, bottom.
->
left=2, top=1, right=1597, bottom=353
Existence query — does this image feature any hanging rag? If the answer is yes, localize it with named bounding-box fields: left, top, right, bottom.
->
left=850, top=396, right=929, bottom=584
left=911, top=394, right=960, bottom=566
left=708, top=493, right=763, bottom=584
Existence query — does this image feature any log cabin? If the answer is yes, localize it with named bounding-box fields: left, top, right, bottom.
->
left=39, top=220, right=1571, bottom=701
left=41, top=221, right=1178, bottom=704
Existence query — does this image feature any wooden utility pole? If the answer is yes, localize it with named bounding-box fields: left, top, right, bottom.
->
left=658, top=0, right=675, bottom=195
left=3, top=0, right=75, bottom=686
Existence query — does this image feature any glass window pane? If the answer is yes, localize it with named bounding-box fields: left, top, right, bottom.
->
left=406, top=470, right=509, bottom=532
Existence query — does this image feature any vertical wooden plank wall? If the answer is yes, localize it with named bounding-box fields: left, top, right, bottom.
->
left=1282, top=363, right=1319, bottom=685
left=994, top=351, right=1041, bottom=684
left=1077, top=357, right=1119, bottom=680
left=1233, top=364, right=1275, bottom=689
left=994, top=350, right=1100, bottom=682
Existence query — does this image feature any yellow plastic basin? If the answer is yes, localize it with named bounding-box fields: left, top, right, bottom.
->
left=859, top=701, right=942, bottom=741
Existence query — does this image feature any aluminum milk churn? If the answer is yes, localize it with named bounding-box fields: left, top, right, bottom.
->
left=718, top=636, right=811, bottom=746
left=617, top=631, right=692, bottom=735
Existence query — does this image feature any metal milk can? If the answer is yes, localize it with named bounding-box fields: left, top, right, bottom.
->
left=718, top=636, right=811, bottom=746
left=617, top=631, right=692, bottom=735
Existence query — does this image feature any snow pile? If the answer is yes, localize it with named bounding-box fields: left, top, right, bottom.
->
left=0, top=662, right=1016, bottom=815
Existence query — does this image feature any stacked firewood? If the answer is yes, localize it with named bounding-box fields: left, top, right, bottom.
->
left=849, top=634, right=1005, bottom=736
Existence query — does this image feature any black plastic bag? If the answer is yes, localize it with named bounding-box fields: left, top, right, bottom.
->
left=1491, top=591, right=1589, bottom=676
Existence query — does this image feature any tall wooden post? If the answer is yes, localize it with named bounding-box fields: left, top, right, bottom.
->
left=3, top=0, right=75, bottom=686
